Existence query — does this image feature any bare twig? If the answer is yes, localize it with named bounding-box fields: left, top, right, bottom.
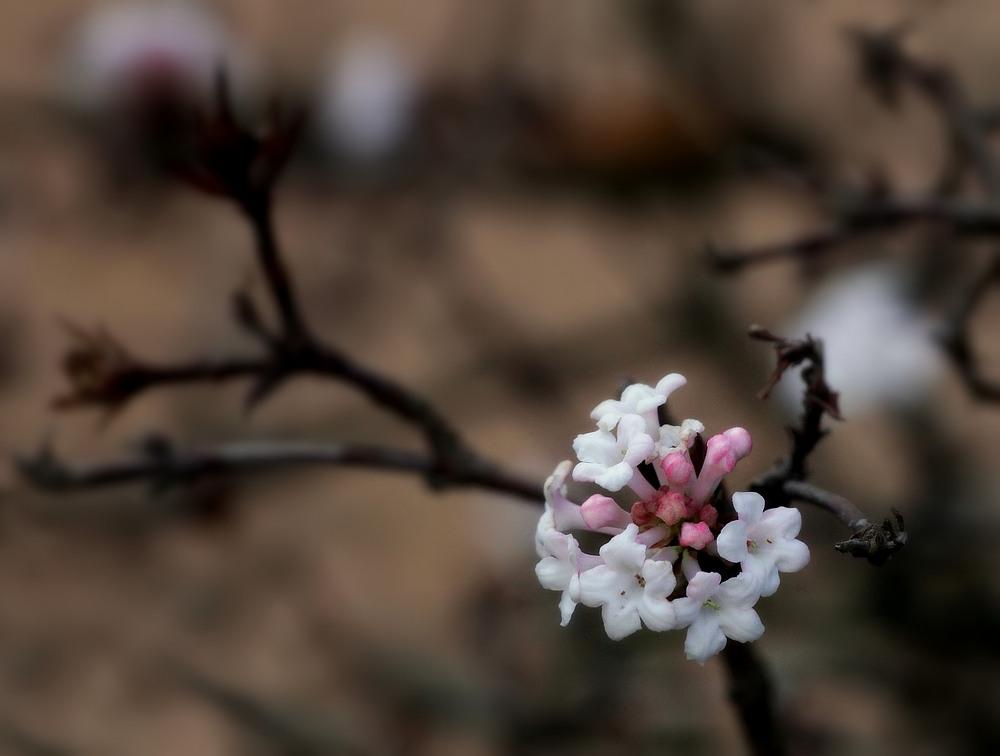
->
left=850, top=26, right=1000, bottom=196
left=716, top=30, right=1000, bottom=407
left=750, top=329, right=906, bottom=562
left=17, top=437, right=545, bottom=504
left=937, top=254, right=1000, bottom=401
left=709, top=193, right=1000, bottom=271
left=43, top=82, right=545, bottom=504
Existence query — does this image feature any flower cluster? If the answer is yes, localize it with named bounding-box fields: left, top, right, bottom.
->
left=536, top=374, right=809, bottom=663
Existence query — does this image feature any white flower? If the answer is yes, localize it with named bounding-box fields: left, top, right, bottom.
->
left=778, top=264, right=943, bottom=416
left=673, top=571, right=764, bottom=663
left=572, top=414, right=654, bottom=492
left=535, top=461, right=584, bottom=556
left=655, top=418, right=704, bottom=459
left=316, top=32, right=416, bottom=162
left=66, top=1, right=249, bottom=109
left=577, top=525, right=678, bottom=640
left=716, top=492, right=810, bottom=597
left=591, top=373, right=687, bottom=436
left=535, top=529, right=583, bottom=626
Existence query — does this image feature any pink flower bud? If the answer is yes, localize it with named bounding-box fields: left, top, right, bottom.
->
left=654, top=491, right=688, bottom=525
left=660, top=452, right=694, bottom=487
left=704, top=434, right=738, bottom=473
left=631, top=498, right=659, bottom=526
left=581, top=494, right=632, bottom=530
left=723, top=427, right=752, bottom=459
left=679, top=521, right=714, bottom=550
left=699, top=504, right=719, bottom=529
left=688, top=429, right=754, bottom=505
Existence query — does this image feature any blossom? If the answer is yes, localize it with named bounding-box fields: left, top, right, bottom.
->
left=590, top=373, right=687, bottom=436
left=315, top=32, right=416, bottom=162
left=65, top=2, right=250, bottom=110
left=777, top=264, right=943, bottom=416
left=572, top=414, right=654, bottom=493
left=673, top=572, right=765, bottom=663
left=655, top=418, right=705, bottom=459
left=534, top=372, right=808, bottom=661
left=716, top=492, right=810, bottom=597
left=535, top=529, right=583, bottom=626
left=535, top=461, right=585, bottom=556
left=576, top=525, right=678, bottom=639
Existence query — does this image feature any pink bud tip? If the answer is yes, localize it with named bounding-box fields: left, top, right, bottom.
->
left=723, top=427, right=753, bottom=459
left=581, top=494, right=631, bottom=530
left=660, top=452, right=694, bottom=487
left=631, top=499, right=658, bottom=527
left=698, top=504, right=719, bottom=529
left=654, top=491, right=688, bottom=526
left=704, top=435, right=738, bottom=472
left=679, top=521, right=714, bottom=550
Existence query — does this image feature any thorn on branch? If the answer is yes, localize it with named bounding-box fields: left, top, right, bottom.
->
left=55, top=320, right=146, bottom=413
left=231, top=287, right=277, bottom=347
left=243, top=372, right=288, bottom=414
left=835, top=507, right=908, bottom=565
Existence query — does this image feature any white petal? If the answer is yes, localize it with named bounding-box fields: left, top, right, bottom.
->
left=684, top=617, right=727, bottom=663
left=654, top=373, right=687, bottom=399
left=577, top=564, right=625, bottom=607
left=598, top=525, right=647, bottom=573
left=719, top=607, right=765, bottom=643
left=773, top=539, right=810, bottom=573
left=715, top=520, right=749, bottom=563
left=594, top=462, right=635, bottom=492
left=732, top=491, right=765, bottom=524
left=601, top=601, right=643, bottom=640
left=558, top=582, right=578, bottom=626
left=573, top=428, right=619, bottom=464
left=638, top=561, right=678, bottom=631
left=759, top=506, right=803, bottom=540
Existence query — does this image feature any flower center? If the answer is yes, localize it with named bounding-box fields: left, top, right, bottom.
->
left=703, top=598, right=721, bottom=612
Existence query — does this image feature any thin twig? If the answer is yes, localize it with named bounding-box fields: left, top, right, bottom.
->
left=780, top=480, right=868, bottom=532
left=709, top=194, right=1000, bottom=271
left=750, top=329, right=907, bottom=563
left=17, top=438, right=545, bottom=504
left=937, top=254, right=1000, bottom=401
left=242, top=194, right=311, bottom=344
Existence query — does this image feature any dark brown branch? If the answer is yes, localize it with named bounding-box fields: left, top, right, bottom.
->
left=709, top=194, right=1000, bottom=271
left=780, top=480, right=868, bottom=533
left=52, top=89, right=522, bottom=486
left=17, top=438, right=545, bottom=504
left=721, top=643, right=787, bottom=756
left=851, top=26, right=1000, bottom=196
left=242, top=195, right=311, bottom=344
left=750, top=330, right=906, bottom=563
left=781, top=481, right=908, bottom=565
left=938, top=250, right=1000, bottom=401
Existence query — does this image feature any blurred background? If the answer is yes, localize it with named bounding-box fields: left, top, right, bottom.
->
left=0, top=0, right=999, bottom=753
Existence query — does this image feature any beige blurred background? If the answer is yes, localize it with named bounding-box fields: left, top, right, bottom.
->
left=0, top=1, right=998, bottom=754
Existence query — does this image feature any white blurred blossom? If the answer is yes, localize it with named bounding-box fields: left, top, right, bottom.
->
left=778, top=264, right=943, bottom=416
left=315, top=32, right=417, bottom=162
left=64, top=1, right=251, bottom=110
